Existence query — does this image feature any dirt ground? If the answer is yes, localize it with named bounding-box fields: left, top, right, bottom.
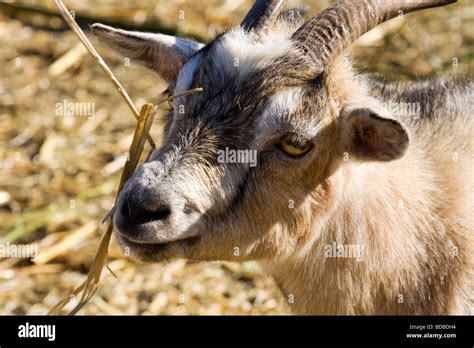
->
left=0, top=0, right=472, bottom=315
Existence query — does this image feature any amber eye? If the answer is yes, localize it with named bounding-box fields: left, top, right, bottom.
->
left=279, top=134, right=312, bottom=157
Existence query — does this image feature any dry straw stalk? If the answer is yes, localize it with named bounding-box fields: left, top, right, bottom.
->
left=50, top=1, right=202, bottom=315
left=53, top=0, right=156, bottom=148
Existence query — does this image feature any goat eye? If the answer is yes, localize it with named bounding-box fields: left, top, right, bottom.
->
left=279, top=134, right=312, bottom=157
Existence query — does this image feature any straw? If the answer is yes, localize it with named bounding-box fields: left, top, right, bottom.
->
left=49, top=104, right=155, bottom=315
left=49, top=1, right=203, bottom=315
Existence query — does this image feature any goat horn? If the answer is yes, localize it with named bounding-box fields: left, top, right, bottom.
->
left=241, top=0, right=286, bottom=33
left=291, top=0, right=457, bottom=71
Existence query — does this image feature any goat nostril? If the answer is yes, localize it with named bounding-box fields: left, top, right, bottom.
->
left=120, top=193, right=172, bottom=225
left=133, top=207, right=172, bottom=225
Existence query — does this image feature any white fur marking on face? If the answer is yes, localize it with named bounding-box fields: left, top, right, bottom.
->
left=213, top=28, right=292, bottom=79
left=172, top=28, right=292, bottom=122
left=256, top=87, right=303, bottom=135
left=174, top=27, right=291, bottom=103
left=166, top=54, right=202, bottom=144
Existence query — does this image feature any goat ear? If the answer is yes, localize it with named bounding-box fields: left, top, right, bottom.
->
left=91, top=23, right=203, bottom=82
left=337, top=104, right=410, bottom=162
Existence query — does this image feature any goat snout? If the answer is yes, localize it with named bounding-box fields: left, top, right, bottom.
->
left=113, top=173, right=202, bottom=245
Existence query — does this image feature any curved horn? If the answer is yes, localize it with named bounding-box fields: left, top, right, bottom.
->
left=241, top=0, right=285, bottom=33
left=291, top=0, right=457, bottom=70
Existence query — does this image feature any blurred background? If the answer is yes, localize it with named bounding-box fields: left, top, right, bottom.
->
left=0, top=0, right=472, bottom=315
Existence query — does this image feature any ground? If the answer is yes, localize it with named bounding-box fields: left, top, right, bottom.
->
left=0, top=0, right=471, bottom=315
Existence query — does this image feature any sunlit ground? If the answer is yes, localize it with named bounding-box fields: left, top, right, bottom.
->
left=0, top=0, right=471, bottom=315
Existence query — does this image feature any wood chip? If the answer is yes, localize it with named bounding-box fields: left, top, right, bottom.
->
left=48, top=42, right=88, bottom=77
left=33, top=221, right=98, bottom=265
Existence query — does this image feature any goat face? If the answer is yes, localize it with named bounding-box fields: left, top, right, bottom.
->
left=92, top=0, right=453, bottom=263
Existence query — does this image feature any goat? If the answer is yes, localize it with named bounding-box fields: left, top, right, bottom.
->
left=91, top=0, right=473, bottom=315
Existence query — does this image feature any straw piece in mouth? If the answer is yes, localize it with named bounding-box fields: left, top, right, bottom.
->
left=49, top=0, right=204, bottom=315
left=49, top=103, right=155, bottom=315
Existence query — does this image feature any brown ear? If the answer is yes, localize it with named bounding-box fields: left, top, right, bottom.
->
left=91, top=23, right=203, bottom=82
left=337, top=104, right=410, bottom=162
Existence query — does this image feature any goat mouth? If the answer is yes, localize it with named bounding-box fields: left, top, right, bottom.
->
left=116, top=232, right=200, bottom=250
left=115, top=233, right=200, bottom=261
left=117, top=232, right=198, bottom=246
left=116, top=229, right=199, bottom=246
